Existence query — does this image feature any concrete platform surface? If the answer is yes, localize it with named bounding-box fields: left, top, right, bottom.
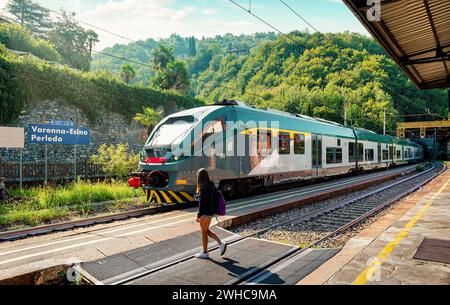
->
left=316, top=170, right=450, bottom=285
left=0, top=166, right=415, bottom=282
left=125, top=238, right=297, bottom=285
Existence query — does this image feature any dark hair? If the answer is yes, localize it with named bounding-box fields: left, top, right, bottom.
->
left=197, top=168, right=211, bottom=193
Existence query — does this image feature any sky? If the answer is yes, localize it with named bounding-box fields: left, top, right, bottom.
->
left=0, top=0, right=369, bottom=50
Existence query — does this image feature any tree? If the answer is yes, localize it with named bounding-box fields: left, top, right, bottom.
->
left=47, top=11, right=99, bottom=71
left=188, top=36, right=196, bottom=57
left=150, top=44, right=190, bottom=92
left=150, top=44, right=175, bottom=71
left=152, top=60, right=190, bottom=93
left=6, top=0, right=52, bottom=36
left=120, top=63, right=136, bottom=84
left=134, top=107, right=163, bottom=135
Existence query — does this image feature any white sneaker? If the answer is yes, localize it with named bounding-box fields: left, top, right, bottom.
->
left=194, top=251, right=209, bottom=259
left=219, top=242, right=227, bottom=256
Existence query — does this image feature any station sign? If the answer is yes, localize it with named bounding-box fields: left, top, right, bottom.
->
left=0, top=127, right=24, bottom=148
left=28, top=123, right=90, bottom=145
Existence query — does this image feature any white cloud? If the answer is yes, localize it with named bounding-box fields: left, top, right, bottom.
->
left=77, top=0, right=267, bottom=49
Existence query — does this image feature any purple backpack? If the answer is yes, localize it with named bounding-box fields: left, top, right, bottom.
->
left=217, top=191, right=227, bottom=216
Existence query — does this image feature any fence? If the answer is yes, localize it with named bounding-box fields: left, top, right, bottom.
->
left=0, top=161, right=105, bottom=183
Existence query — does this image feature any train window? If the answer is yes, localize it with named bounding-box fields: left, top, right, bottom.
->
left=349, top=143, right=363, bottom=162
left=349, top=142, right=356, bottom=162
left=397, top=150, right=401, bottom=159
left=279, top=133, right=290, bottom=155
left=326, top=148, right=342, bottom=164
left=294, top=134, right=305, bottom=155
left=257, top=131, right=272, bottom=156
left=357, top=143, right=364, bottom=161
left=382, top=150, right=389, bottom=160
left=365, top=149, right=374, bottom=162
left=337, top=139, right=341, bottom=147
left=389, top=146, right=394, bottom=160
left=204, top=119, right=223, bottom=135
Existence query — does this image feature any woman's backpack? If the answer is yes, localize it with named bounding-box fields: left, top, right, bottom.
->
left=217, top=190, right=227, bottom=216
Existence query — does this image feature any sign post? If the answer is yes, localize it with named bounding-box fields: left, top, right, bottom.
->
left=44, top=143, right=48, bottom=185
left=19, top=149, right=23, bottom=190
left=74, top=145, right=77, bottom=182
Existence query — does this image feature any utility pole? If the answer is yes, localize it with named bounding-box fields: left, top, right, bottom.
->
left=383, top=109, right=386, bottom=135
left=344, top=90, right=348, bottom=127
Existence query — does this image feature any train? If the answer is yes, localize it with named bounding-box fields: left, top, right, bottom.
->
left=129, top=100, right=424, bottom=204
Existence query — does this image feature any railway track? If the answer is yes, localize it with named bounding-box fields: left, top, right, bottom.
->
left=107, top=162, right=444, bottom=286
left=0, top=164, right=420, bottom=242
left=239, top=162, right=445, bottom=285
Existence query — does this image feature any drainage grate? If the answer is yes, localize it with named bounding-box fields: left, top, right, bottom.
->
left=413, top=238, right=450, bottom=264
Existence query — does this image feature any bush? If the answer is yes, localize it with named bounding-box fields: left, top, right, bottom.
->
left=0, top=23, right=60, bottom=62
left=91, top=144, right=140, bottom=179
left=0, top=53, right=204, bottom=124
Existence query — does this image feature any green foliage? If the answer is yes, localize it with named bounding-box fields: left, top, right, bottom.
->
left=191, top=31, right=448, bottom=134
left=6, top=0, right=52, bottom=36
left=151, top=44, right=175, bottom=71
left=0, top=22, right=59, bottom=61
left=0, top=181, right=141, bottom=228
left=91, top=32, right=278, bottom=85
left=0, top=53, right=203, bottom=125
left=90, top=144, right=140, bottom=179
left=0, top=47, right=22, bottom=124
left=152, top=60, right=190, bottom=93
left=47, top=11, right=98, bottom=71
left=188, top=36, right=196, bottom=57
left=134, top=107, right=163, bottom=128
left=120, top=63, right=136, bottom=84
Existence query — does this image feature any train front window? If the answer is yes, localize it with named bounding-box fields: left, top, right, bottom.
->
left=147, top=116, right=196, bottom=147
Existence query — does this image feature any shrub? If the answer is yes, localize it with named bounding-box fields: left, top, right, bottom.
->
left=90, top=144, right=140, bottom=179
left=0, top=23, right=60, bottom=62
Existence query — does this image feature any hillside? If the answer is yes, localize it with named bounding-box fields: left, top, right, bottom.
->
left=91, top=32, right=278, bottom=86
left=91, top=31, right=448, bottom=134
left=0, top=27, right=203, bottom=125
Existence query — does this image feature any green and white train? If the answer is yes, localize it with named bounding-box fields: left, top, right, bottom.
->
left=129, top=100, right=423, bottom=203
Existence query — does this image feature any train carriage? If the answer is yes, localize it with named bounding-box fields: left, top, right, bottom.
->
left=129, top=100, right=423, bottom=203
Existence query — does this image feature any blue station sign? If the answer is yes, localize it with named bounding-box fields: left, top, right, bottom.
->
left=29, top=123, right=90, bottom=145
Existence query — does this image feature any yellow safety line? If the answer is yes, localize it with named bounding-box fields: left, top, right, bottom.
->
left=352, top=179, right=450, bottom=285
left=168, top=191, right=184, bottom=203
left=158, top=191, right=173, bottom=204
left=180, top=192, right=195, bottom=202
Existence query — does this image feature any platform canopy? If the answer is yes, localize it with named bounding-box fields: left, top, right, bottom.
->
left=344, top=0, right=450, bottom=90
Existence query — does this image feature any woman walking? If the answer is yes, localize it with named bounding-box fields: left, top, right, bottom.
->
left=195, top=168, right=227, bottom=259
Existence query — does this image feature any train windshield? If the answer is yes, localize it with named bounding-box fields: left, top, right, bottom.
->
left=147, top=116, right=196, bottom=148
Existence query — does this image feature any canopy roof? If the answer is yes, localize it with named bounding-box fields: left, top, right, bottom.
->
left=344, top=0, right=450, bottom=89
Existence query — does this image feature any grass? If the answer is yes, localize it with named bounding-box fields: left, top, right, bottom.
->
left=0, top=181, right=144, bottom=230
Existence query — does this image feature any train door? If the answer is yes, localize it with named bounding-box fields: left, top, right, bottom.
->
left=312, top=134, right=323, bottom=177
left=378, top=143, right=382, bottom=163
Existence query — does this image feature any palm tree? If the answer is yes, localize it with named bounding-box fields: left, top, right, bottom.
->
left=134, top=107, right=163, bottom=135
left=120, top=63, right=136, bottom=84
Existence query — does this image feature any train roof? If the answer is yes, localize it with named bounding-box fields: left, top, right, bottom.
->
left=231, top=103, right=356, bottom=139
left=165, top=101, right=423, bottom=149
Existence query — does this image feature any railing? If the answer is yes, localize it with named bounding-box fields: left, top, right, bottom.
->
left=0, top=161, right=105, bottom=183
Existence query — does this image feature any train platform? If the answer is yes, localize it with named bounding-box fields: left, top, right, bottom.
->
left=79, top=227, right=340, bottom=285
left=299, top=169, right=450, bottom=285
left=0, top=166, right=414, bottom=284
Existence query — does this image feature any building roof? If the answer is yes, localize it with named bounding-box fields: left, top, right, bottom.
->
left=343, top=0, right=450, bottom=90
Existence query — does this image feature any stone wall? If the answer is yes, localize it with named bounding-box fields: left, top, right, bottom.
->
left=0, top=100, right=149, bottom=163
